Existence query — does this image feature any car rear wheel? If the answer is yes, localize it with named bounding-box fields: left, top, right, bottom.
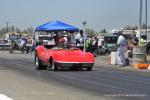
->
left=9, top=50, right=14, bottom=54
left=35, top=55, right=47, bottom=70
left=147, top=49, right=150, bottom=55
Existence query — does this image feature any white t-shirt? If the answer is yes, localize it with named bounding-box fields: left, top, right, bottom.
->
left=20, top=39, right=26, bottom=47
left=64, top=37, right=68, bottom=43
left=98, top=39, right=104, bottom=46
left=117, top=35, right=126, bottom=52
left=74, top=33, right=84, bottom=46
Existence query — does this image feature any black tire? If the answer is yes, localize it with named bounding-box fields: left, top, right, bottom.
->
left=21, top=50, right=24, bottom=54
left=148, top=50, right=150, bottom=55
left=9, top=46, right=14, bottom=54
left=9, top=50, right=12, bottom=54
left=35, top=54, right=47, bottom=70
left=87, top=67, right=92, bottom=71
left=50, top=58, right=58, bottom=71
left=26, top=47, right=30, bottom=54
left=105, top=49, right=110, bottom=55
left=9, top=50, right=14, bottom=54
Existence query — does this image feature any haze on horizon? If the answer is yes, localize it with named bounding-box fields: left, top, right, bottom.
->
left=0, top=0, right=149, bottom=32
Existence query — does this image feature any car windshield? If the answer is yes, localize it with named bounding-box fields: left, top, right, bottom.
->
left=104, top=36, right=117, bottom=44
left=42, top=36, right=53, bottom=41
left=56, top=42, right=79, bottom=50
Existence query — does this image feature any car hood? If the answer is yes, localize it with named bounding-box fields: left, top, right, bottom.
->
left=51, top=49, right=94, bottom=63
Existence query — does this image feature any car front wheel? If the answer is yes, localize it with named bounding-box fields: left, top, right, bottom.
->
left=35, top=55, right=47, bottom=70
left=50, top=58, right=58, bottom=71
left=87, top=67, right=92, bottom=71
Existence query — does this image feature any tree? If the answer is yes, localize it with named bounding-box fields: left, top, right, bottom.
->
left=8, top=25, right=21, bottom=33
left=132, top=25, right=138, bottom=30
left=15, top=27, right=21, bottom=33
left=9, top=26, right=15, bottom=32
left=22, top=27, right=34, bottom=34
left=99, top=29, right=107, bottom=33
left=141, top=23, right=147, bottom=29
left=85, top=28, right=96, bottom=37
left=0, top=27, right=7, bottom=37
left=26, top=27, right=34, bottom=34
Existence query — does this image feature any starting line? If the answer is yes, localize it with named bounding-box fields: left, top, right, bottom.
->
left=0, top=94, right=13, bottom=100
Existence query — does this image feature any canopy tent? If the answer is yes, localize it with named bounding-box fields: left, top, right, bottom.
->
left=35, top=21, right=79, bottom=32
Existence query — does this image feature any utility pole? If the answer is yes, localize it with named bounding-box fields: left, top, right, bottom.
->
left=145, top=0, right=147, bottom=42
left=82, top=21, right=86, bottom=52
left=139, top=0, right=148, bottom=42
left=139, top=0, right=142, bottom=41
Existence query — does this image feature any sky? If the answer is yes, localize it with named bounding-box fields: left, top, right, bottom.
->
left=0, top=0, right=150, bottom=32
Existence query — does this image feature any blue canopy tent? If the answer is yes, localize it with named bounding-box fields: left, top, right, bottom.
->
left=35, top=21, right=79, bottom=32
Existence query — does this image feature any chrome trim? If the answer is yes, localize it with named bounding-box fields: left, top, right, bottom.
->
left=55, top=61, right=94, bottom=64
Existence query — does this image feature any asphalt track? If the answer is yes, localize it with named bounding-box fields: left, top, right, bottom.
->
left=0, top=51, right=150, bottom=100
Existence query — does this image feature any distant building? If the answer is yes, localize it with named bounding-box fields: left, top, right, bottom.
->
left=122, top=30, right=135, bottom=40
left=110, top=29, right=120, bottom=34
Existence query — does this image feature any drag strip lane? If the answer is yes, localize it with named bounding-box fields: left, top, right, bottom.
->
left=0, top=52, right=150, bottom=100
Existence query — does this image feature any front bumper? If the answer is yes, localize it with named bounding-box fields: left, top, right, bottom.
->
left=55, top=61, right=94, bottom=68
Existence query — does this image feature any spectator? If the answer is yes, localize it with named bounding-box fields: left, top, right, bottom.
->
left=74, top=30, right=84, bottom=50
left=19, top=38, right=26, bottom=48
left=18, top=37, right=27, bottom=53
left=132, top=34, right=139, bottom=47
left=117, top=32, right=126, bottom=67
left=59, top=36, right=65, bottom=44
left=139, top=37, right=145, bottom=47
left=36, top=37, right=43, bottom=46
left=90, top=37, right=98, bottom=56
left=63, top=34, right=68, bottom=43
left=29, top=37, right=36, bottom=53
left=85, top=37, right=91, bottom=52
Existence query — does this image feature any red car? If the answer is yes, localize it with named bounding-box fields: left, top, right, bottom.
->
left=35, top=43, right=95, bottom=71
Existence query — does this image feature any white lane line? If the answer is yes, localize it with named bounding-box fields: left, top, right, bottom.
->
left=39, top=92, right=56, bottom=95
left=0, top=94, right=13, bottom=100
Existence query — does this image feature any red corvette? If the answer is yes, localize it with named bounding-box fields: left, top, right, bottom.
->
left=35, top=43, right=95, bottom=71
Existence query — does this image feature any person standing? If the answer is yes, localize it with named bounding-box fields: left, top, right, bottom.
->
left=117, top=32, right=126, bottom=67
left=132, top=34, right=139, bottom=47
left=63, top=34, right=68, bottom=44
left=90, top=37, right=98, bottom=56
left=19, top=37, right=27, bottom=53
left=29, top=37, right=36, bottom=53
left=85, top=37, right=91, bottom=52
left=74, top=30, right=84, bottom=50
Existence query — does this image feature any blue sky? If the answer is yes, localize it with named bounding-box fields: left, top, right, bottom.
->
left=0, top=0, right=149, bottom=31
